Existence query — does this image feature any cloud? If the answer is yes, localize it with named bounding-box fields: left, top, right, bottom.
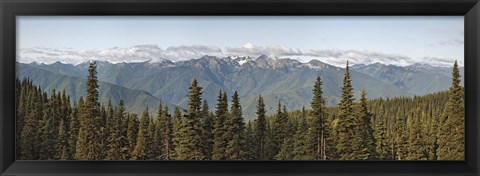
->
left=17, top=43, right=461, bottom=67
left=17, top=44, right=224, bottom=65
left=226, top=43, right=303, bottom=57
left=227, top=43, right=457, bottom=67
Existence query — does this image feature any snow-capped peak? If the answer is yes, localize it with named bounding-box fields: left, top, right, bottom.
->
left=242, top=42, right=255, bottom=49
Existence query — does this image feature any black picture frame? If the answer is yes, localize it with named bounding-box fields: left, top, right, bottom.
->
left=1, top=0, right=479, bottom=175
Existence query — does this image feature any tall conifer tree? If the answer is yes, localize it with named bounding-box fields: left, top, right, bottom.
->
left=75, top=61, right=102, bottom=160
left=176, top=79, right=205, bottom=160
left=254, top=95, right=268, bottom=160
left=335, top=61, right=357, bottom=160
left=212, top=91, right=229, bottom=160
left=225, top=91, right=246, bottom=160
left=437, top=60, right=464, bottom=160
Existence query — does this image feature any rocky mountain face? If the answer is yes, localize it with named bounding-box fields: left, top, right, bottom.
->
left=16, top=55, right=463, bottom=120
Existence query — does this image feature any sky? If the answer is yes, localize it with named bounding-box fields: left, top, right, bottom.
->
left=17, top=16, right=464, bottom=67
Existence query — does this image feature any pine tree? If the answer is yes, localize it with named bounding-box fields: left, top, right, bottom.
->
left=335, top=61, right=357, bottom=160
left=147, top=113, right=156, bottom=159
left=394, top=114, right=408, bottom=160
left=16, top=79, right=29, bottom=158
left=406, top=108, right=428, bottom=160
left=153, top=102, right=164, bottom=160
left=245, top=121, right=256, bottom=160
left=272, top=101, right=287, bottom=157
left=105, top=100, right=125, bottom=160
left=131, top=107, right=152, bottom=160
left=374, top=113, right=389, bottom=160
left=154, top=103, right=174, bottom=160
left=212, top=91, right=229, bottom=160
left=104, top=100, right=115, bottom=149
left=126, top=114, right=139, bottom=159
left=225, top=91, right=246, bottom=160
left=57, top=119, right=69, bottom=160
left=68, top=97, right=82, bottom=160
left=254, top=95, right=268, bottom=160
left=38, top=91, right=59, bottom=160
left=171, top=107, right=183, bottom=159
left=19, top=89, right=41, bottom=159
left=275, top=117, right=295, bottom=160
left=75, top=61, right=103, bottom=160
left=310, top=76, right=327, bottom=160
left=120, top=112, right=130, bottom=160
left=437, top=60, right=464, bottom=160
left=200, top=100, right=213, bottom=160
left=176, top=79, right=205, bottom=160
left=353, top=91, right=377, bottom=160
left=293, top=108, right=311, bottom=160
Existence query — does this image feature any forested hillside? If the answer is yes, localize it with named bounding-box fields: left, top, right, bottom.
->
left=16, top=61, right=464, bottom=160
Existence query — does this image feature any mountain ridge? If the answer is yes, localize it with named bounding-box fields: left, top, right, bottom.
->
left=16, top=55, right=464, bottom=120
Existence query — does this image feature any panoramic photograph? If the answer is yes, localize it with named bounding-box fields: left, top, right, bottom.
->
left=15, top=16, right=464, bottom=160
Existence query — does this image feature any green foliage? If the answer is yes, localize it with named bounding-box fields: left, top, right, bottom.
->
left=437, top=60, right=464, bottom=160
left=15, top=61, right=464, bottom=161
left=105, top=100, right=125, bottom=160
left=126, top=114, right=139, bottom=159
left=212, top=91, right=229, bottom=160
left=131, top=107, right=152, bottom=160
left=175, top=79, right=205, bottom=160
left=335, top=62, right=357, bottom=160
left=352, top=91, right=377, bottom=160
left=200, top=100, right=214, bottom=160
left=254, top=95, right=268, bottom=160
left=225, top=91, right=247, bottom=160
left=75, top=62, right=103, bottom=160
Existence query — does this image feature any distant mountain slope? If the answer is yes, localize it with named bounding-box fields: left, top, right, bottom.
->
left=17, top=55, right=462, bottom=120
left=351, top=63, right=464, bottom=95
left=17, top=63, right=177, bottom=115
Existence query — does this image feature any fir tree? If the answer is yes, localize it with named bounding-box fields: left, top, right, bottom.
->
left=225, top=91, right=246, bottom=160
left=394, top=114, right=408, bottom=160
left=147, top=113, right=156, bottom=159
left=105, top=100, right=125, bottom=160
left=126, top=114, right=139, bottom=159
left=374, top=114, right=389, bottom=160
left=335, top=61, right=357, bottom=160
left=131, top=107, right=151, bottom=160
left=75, top=61, right=103, bottom=160
left=406, top=108, right=428, bottom=160
left=176, top=79, right=205, bottom=160
left=275, top=117, right=295, bottom=160
left=254, top=95, right=268, bottom=160
left=38, top=91, right=59, bottom=160
left=201, top=100, right=213, bottom=160
left=310, top=76, right=327, bottom=160
left=57, top=119, right=69, bottom=160
left=171, top=107, right=183, bottom=159
left=153, top=102, right=164, bottom=160
left=293, top=108, right=311, bottom=160
left=68, top=97, right=82, bottom=160
left=353, top=91, right=377, bottom=160
left=437, top=60, right=464, bottom=160
left=245, top=121, right=256, bottom=160
left=19, top=89, right=41, bottom=159
left=212, top=91, right=229, bottom=160
left=272, top=101, right=287, bottom=157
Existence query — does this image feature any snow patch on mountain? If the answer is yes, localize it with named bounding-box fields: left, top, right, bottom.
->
left=17, top=43, right=462, bottom=68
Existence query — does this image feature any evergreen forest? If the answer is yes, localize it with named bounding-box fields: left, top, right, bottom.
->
left=15, top=61, right=464, bottom=160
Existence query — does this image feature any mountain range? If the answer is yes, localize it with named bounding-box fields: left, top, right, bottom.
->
left=16, top=55, right=464, bottom=120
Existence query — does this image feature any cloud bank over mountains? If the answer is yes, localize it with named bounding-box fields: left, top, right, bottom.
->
left=17, top=43, right=463, bottom=67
